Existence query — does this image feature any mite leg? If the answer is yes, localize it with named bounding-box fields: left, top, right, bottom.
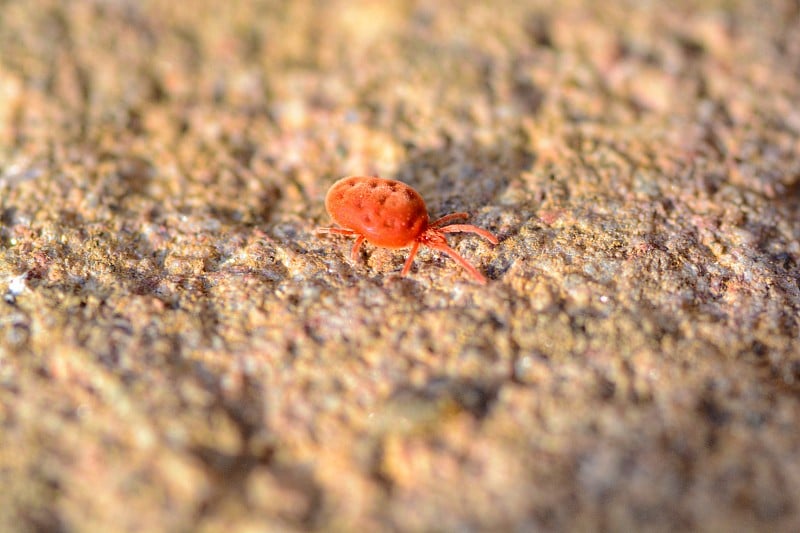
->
left=401, top=241, right=420, bottom=276
left=351, top=235, right=366, bottom=261
left=428, top=242, right=488, bottom=284
left=317, top=227, right=365, bottom=264
left=439, top=224, right=499, bottom=244
left=430, top=212, right=469, bottom=228
left=316, top=227, right=358, bottom=236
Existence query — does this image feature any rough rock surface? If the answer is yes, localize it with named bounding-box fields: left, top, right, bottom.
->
left=1, top=1, right=799, bottom=531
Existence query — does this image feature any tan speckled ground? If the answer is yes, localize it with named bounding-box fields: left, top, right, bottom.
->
left=1, top=1, right=799, bottom=531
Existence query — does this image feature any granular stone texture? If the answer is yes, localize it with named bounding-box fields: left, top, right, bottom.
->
left=1, top=1, right=799, bottom=531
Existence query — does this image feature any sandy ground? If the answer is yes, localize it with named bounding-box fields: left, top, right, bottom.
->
left=1, top=0, right=799, bottom=531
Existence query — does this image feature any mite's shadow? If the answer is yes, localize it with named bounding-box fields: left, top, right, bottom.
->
left=391, top=135, right=534, bottom=217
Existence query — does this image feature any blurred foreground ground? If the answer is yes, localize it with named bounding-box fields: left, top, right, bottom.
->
left=1, top=0, right=799, bottom=531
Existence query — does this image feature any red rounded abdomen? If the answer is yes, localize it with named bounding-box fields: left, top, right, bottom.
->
left=325, top=176, right=429, bottom=248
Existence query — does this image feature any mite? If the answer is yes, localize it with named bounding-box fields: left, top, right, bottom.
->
left=318, top=176, right=499, bottom=283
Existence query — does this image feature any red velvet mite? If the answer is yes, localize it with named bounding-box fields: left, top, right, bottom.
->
left=318, top=176, right=499, bottom=283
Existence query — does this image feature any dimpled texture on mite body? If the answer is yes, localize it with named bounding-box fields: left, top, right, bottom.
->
left=325, top=177, right=428, bottom=248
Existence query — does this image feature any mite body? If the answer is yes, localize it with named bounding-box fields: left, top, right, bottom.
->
left=318, top=176, right=498, bottom=283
